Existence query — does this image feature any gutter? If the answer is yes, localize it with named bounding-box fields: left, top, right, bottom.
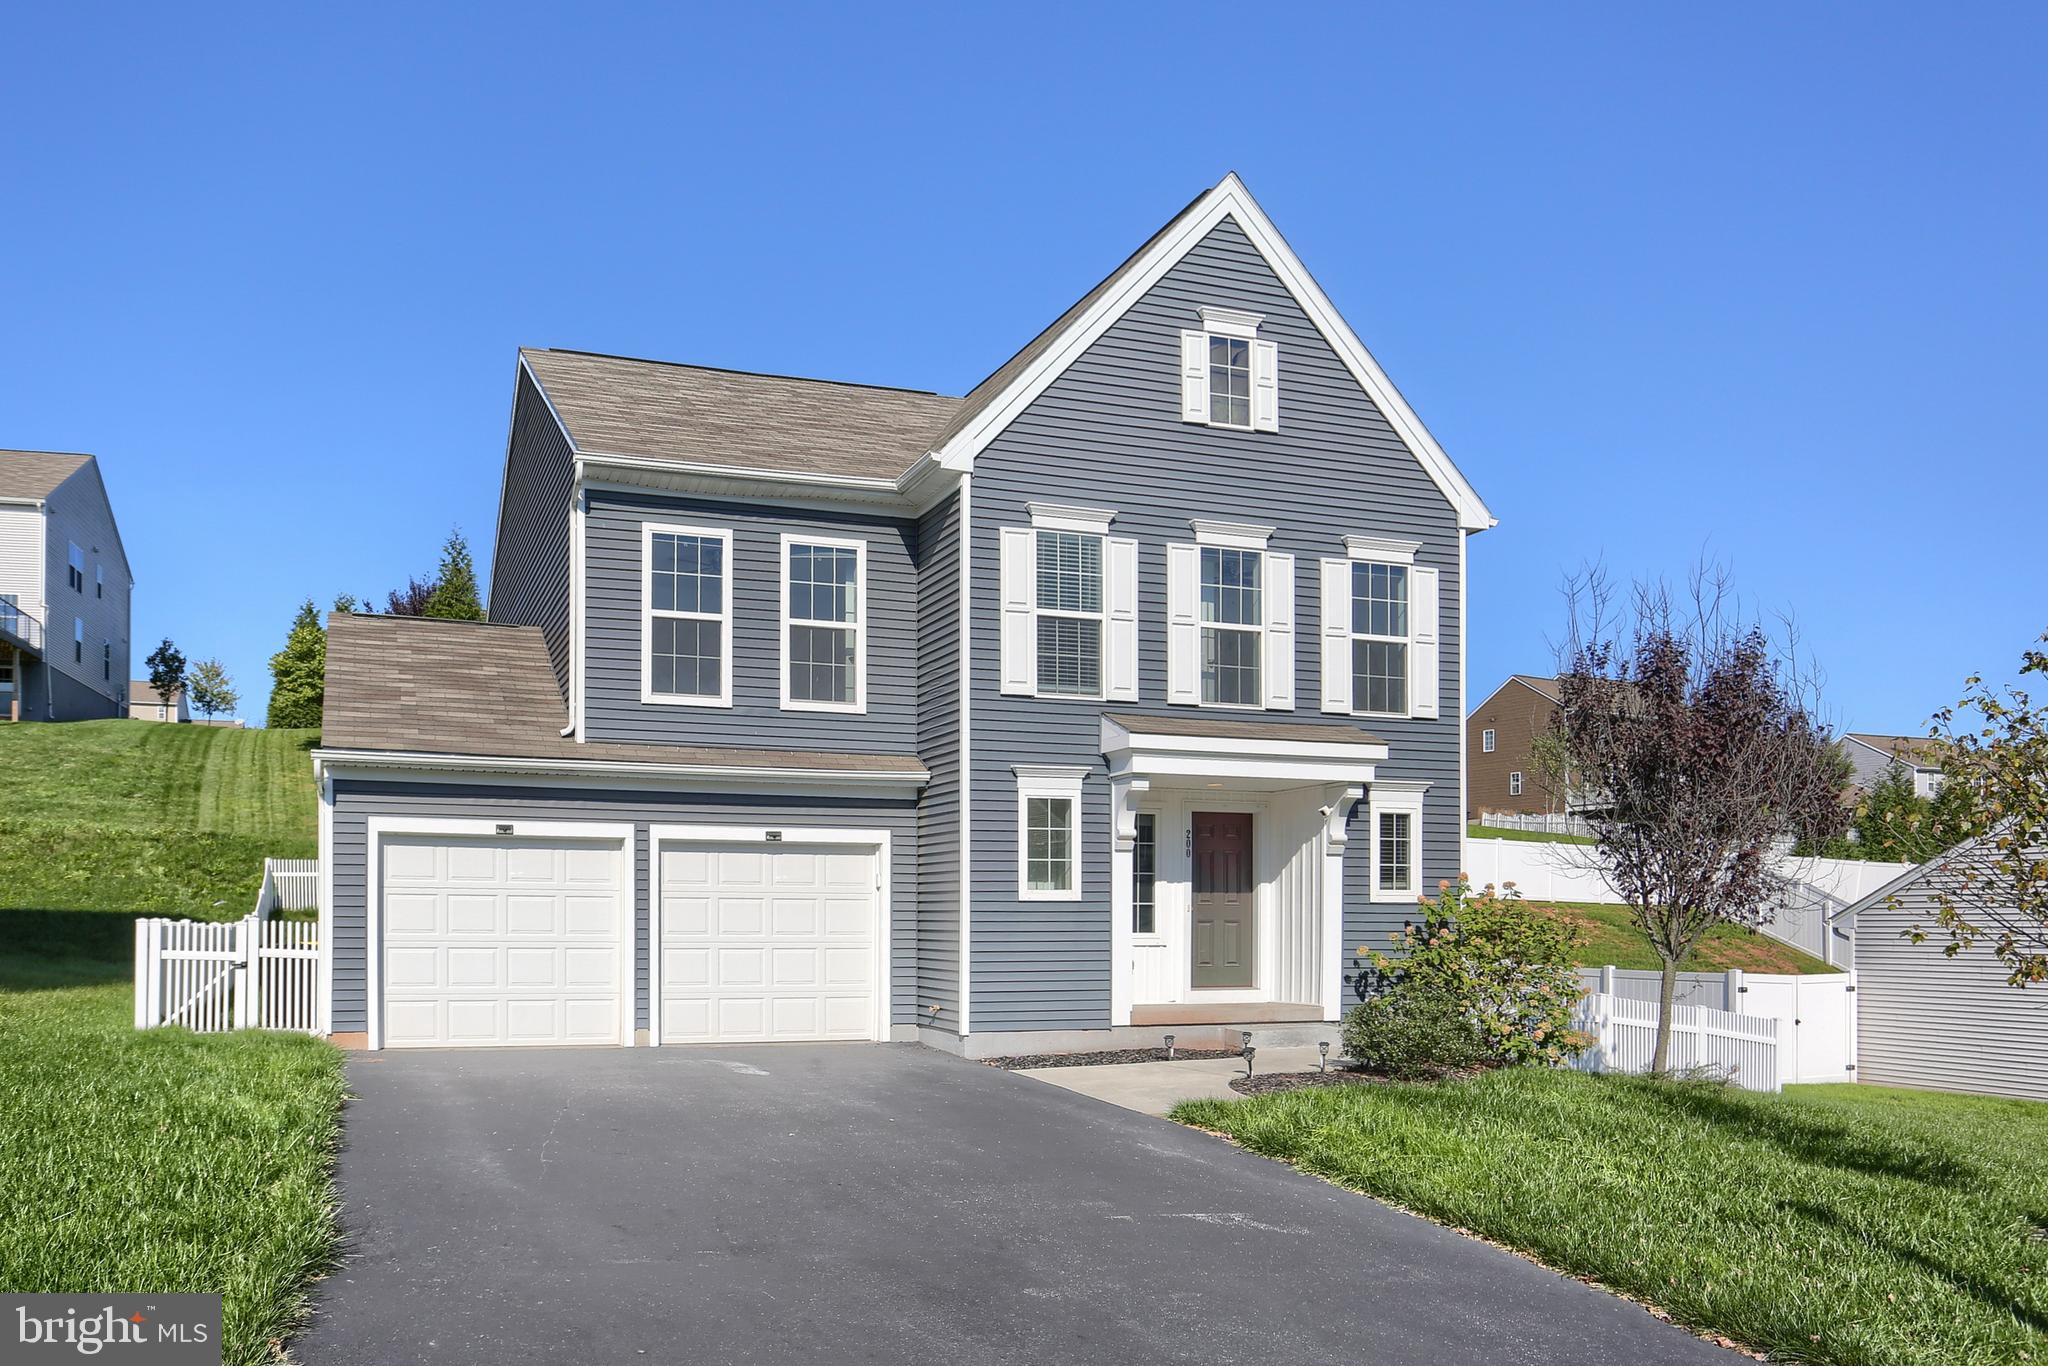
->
left=311, top=747, right=929, bottom=788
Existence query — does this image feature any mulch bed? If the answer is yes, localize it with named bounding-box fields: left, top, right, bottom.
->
left=985, top=1047, right=1241, bottom=1071
left=1229, top=1068, right=1391, bottom=1095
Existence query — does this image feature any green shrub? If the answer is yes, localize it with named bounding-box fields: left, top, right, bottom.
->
left=1360, top=876, right=1591, bottom=1067
left=1341, top=987, right=1490, bottom=1079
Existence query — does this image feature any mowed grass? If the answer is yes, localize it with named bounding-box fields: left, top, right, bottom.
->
left=1536, top=900, right=1838, bottom=975
left=1175, top=1070, right=2048, bottom=1366
left=0, top=719, right=317, bottom=840
left=0, top=719, right=341, bottom=1363
left=0, top=721, right=317, bottom=923
left=1469, top=822, right=1597, bottom=845
left=0, top=954, right=345, bottom=1365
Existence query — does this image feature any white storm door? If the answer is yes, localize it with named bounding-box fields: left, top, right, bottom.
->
left=658, top=840, right=881, bottom=1043
left=380, top=835, right=626, bottom=1048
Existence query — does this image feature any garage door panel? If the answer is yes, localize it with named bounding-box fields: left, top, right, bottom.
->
left=659, top=840, right=879, bottom=1044
left=382, top=835, right=624, bottom=1049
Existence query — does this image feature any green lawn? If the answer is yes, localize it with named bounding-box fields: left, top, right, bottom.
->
left=0, top=954, right=344, bottom=1365
left=0, top=720, right=339, bottom=1363
left=1469, top=822, right=1597, bottom=845
left=0, top=721, right=317, bottom=923
left=1537, top=900, right=1838, bottom=974
left=1175, top=1071, right=2048, bottom=1366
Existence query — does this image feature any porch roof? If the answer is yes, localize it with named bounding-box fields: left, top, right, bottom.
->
left=1100, top=713, right=1387, bottom=786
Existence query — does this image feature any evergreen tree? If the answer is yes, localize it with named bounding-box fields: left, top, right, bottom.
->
left=267, top=599, right=327, bottom=730
left=423, top=529, right=485, bottom=621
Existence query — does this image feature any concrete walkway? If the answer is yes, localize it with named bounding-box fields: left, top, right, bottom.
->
left=1017, top=1046, right=1330, bottom=1115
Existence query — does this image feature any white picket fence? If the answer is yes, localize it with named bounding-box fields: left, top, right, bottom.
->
left=254, top=857, right=320, bottom=915
left=1577, top=966, right=1857, bottom=1083
left=133, top=915, right=320, bottom=1034
left=1572, top=990, right=1782, bottom=1091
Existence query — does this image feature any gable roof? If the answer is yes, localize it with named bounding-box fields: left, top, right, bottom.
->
left=1845, top=733, right=1946, bottom=769
left=127, top=681, right=183, bottom=706
left=0, top=450, right=93, bottom=501
left=322, top=613, right=924, bottom=778
left=927, top=173, right=1494, bottom=531
left=512, top=176, right=1492, bottom=527
left=519, top=348, right=961, bottom=484
left=1470, top=674, right=1563, bottom=718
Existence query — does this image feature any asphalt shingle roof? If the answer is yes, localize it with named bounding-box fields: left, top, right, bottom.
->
left=321, top=613, right=924, bottom=775
left=1103, top=712, right=1384, bottom=746
left=0, top=450, right=93, bottom=501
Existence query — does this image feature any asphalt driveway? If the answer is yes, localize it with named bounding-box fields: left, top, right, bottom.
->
left=297, top=1044, right=1734, bottom=1365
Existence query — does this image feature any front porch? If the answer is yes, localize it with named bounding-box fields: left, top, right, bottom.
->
left=1103, top=713, right=1402, bottom=1032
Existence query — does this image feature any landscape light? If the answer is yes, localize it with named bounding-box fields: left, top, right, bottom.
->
left=1318, top=1040, right=1330, bottom=1073
left=1243, top=1046, right=1256, bottom=1079
left=1164, top=1034, right=1175, bottom=1061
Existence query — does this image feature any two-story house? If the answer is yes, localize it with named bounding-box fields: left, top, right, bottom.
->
left=313, top=175, right=1495, bottom=1055
left=1841, top=732, right=1946, bottom=799
left=0, top=450, right=133, bottom=723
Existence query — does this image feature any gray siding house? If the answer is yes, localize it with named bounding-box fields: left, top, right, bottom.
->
left=0, top=450, right=133, bottom=723
left=1848, top=840, right=2048, bottom=1102
left=314, top=175, right=1495, bottom=1055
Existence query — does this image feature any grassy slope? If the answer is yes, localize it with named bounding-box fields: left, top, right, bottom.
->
left=1469, top=822, right=1596, bottom=845
left=1176, top=1071, right=2048, bottom=1366
left=0, top=721, right=317, bottom=922
left=1536, top=900, right=1838, bottom=975
left=0, top=721, right=339, bottom=1365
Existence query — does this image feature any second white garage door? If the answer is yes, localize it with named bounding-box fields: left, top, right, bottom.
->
left=657, top=840, right=882, bottom=1043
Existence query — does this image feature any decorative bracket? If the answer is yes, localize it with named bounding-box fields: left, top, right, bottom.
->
left=1324, top=784, right=1364, bottom=851
left=1110, top=776, right=1152, bottom=852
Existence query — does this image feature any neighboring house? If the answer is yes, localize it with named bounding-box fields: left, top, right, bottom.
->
left=1842, top=732, right=1945, bottom=799
left=313, top=174, right=1495, bottom=1056
left=0, top=450, right=133, bottom=722
left=128, top=680, right=190, bottom=722
left=1848, top=842, right=2047, bottom=1102
left=1467, top=674, right=1562, bottom=819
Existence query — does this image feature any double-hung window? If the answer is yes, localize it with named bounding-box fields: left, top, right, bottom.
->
left=67, top=544, right=84, bottom=593
left=95, top=565, right=104, bottom=600
left=1350, top=561, right=1409, bottom=715
left=1199, top=546, right=1262, bottom=706
left=1036, top=529, right=1104, bottom=697
left=1181, top=307, right=1278, bottom=432
left=1482, top=727, right=1496, bottom=753
left=1207, top=335, right=1251, bottom=428
left=73, top=618, right=83, bottom=664
left=101, top=640, right=110, bottom=680
left=1015, top=765, right=1086, bottom=901
left=783, top=536, right=864, bottom=710
left=1368, top=782, right=1427, bottom=902
left=643, top=524, right=732, bottom=706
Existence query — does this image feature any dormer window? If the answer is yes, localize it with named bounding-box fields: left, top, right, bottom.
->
left=1181, top=307, right=1278, bottom=432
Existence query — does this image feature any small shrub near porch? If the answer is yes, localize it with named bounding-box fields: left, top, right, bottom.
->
left=1343, top=878, right=1588, bottom=1076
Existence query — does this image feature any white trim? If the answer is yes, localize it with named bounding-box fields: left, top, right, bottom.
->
left=1367, top=782, right=1429, bottom=904
left=1190, top=518, right=1275, bottom=550
left=1322, top=785, right=1363, bottom=1021
left=1025, top=501, right=1117, bottom=535
left=648, top=823, right=893, bottom=1045
left=312, top=749, right=926, bottom=790
left=1198, top=306, right=1265, bottom=338
left=957, top=473, right=973, bottom=1036
left=569, top=477, right=587, bottom=740
left=1101, top=715, right=1384, bottom=786
left=931, top=174, right=1495, bottom=532
left=364, top=817, right=636, bottom=1051
left=1345, top=534, right=1420, bottom=564
left=640, top=520, right=734, bottom=708
left=1482, top=728, right=1496, bottom=753
left=1023, top=524, right=1109, bottom=702
left=316, top=763, right=334, bottom=1035
left=1345, top=556, right=1415, bottom=720
left=1015, top=764, right=1088, bottom=902
left=1509, top=771, right=1524, bottom=796
left=1108, top=773, right=1154, bottom=1025
left=778, top=532, right=867, bottom=713
left=1458, top=531, right=1469, bottom=883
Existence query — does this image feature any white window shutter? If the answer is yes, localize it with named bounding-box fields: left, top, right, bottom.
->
left=1166, top=543, right=1199, bottom=705
left=1252, top=339, right=1279, bottom=432
left=1000, top=526, right=1036, bottom=696
left=1409, top=565, right=1441, bottom=718
left=1180, top=331, right=1208, bottom=424
left=1320, top=557, right=1351, bottom=714
left=1262, top=552, right=1294, bottom=710
left=1105, top=537, right=1139, bottom=702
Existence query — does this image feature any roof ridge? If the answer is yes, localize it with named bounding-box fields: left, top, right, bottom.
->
left=333, top=611, right=531, bottom=630
left=526, top=347, right=957, bottom=401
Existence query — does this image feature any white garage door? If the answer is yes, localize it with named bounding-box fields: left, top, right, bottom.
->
left=380, top=835, right=627, bottom=1048
left=658, top=841, right=881, bottom=1043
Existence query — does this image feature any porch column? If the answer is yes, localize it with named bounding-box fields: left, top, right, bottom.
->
left=1108, top=774, right=1150, bottom=1028
left=1322, top=785, right=1363, bottom=1021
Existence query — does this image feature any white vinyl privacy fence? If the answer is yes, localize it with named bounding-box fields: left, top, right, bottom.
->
left=1572, top=967, right=1858, bottom=1086
left=1572, top=992, right=1782, bottom=1091
left=134, top=915, right=320, bottom=1034
left=254, top=857, right=320, bottom=915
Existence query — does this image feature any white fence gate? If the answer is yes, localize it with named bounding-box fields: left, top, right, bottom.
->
left=1572, top=991, right=1782, bottom=1092
left=1576, top=967, right=1857, bottom=1084
left=134, top=915, right=320, bottom=1034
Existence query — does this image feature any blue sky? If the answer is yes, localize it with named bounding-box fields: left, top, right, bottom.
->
left=3, top=3, right=2041, bottom=732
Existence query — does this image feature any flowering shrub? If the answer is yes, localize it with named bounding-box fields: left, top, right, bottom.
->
left=1340, top=988, right=1490, bottom=1080
left=1354, top=876, right=1590, bottom=1068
